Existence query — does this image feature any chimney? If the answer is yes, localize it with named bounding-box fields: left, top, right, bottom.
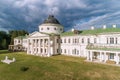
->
left=103, top=25, right=106, bottom=29
left=113, top=24, right=116, bottom=28
left=91, top=26, right=94, bottom=30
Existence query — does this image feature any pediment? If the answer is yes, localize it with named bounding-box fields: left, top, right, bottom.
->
left=28, top=31, right=49, bottom=37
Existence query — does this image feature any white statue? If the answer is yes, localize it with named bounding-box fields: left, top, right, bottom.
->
left=12, top=58, right=16, bottom=62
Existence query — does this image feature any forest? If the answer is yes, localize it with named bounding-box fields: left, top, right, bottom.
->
left=0, top=30, right=28, bottom=50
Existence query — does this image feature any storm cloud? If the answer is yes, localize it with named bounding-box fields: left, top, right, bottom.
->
left=0, top=0, right=120, bottom=32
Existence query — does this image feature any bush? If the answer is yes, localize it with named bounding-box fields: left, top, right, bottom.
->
left=20, top=66, right=29, bottom=72
left=106, top=60, right=116, bottom=64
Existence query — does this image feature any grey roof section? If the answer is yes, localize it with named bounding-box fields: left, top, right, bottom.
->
left=43, top=15, right=60, bottom=24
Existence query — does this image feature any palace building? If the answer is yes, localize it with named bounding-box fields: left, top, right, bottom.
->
left=11, top=15, right=120, bottom=65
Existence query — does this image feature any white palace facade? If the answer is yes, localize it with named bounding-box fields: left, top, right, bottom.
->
left=11, top=15, right=120, bottom=65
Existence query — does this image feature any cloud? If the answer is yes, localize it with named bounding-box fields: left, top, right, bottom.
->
left=0, top=0, right=120, bottom=32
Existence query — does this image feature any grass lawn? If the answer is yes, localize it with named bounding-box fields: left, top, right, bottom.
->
left=0, top=50, right=120, bottom=80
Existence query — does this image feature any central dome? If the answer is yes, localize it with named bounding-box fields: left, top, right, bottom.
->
left=43, top=15, right=60, bottom=24
left=39, top=15, right=64, bottom=34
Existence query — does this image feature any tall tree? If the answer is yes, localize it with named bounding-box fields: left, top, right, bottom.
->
left=9, top=30, right=28, bottom=45
left=0, top=30, right=28, bottom=50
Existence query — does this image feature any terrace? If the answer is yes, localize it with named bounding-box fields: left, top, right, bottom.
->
left=87, top=43, right=120, bottom=51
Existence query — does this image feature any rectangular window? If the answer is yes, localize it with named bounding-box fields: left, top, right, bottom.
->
left=45, top=49, right=46, bottom=53
left=73, top=39, right=74, bottom=43
left=57, top=49, right=59, bottom=53
left=45, top=39, right=47, bottom=43
left=68, top=39, right=70, bottom=43
left=57, top=39, right=59, bottom=43
left=61, top=39, right=62, bottom=43
left=64, top=49, right=66, bottom=53
left=107, top=38, right=108, bottom=44
left=40, top=39, right=43, bottom=43
left=87, top=38, right=90, bottom=43
left=18, top=40, right=20, bottom=43
left=77, top=38, right=79, bottom=43
left=75, top=39, right=77, bottom=43
left=110, top=38, right=114, bottom=44
left=116, top=38, right=117, bottom=44
left=64, top=39, right=66, bottom=43
left=82, top=38, right=84, bottom=43
left=94, top=38, right=96, bottom=43
left=109, top=53, right=114, bottom=59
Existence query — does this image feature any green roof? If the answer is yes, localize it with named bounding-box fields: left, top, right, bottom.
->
left=61, top=31, right=76, bottom=36
left=61, top=28, right=120, bottom=36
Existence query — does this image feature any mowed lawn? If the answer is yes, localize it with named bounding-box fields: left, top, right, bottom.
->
left=0, top=50, right=120, bottom=80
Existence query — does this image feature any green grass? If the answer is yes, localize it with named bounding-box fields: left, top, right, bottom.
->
left=0, top=50, right=120, bottom=80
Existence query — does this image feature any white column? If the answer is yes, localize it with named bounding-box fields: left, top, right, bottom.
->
left=38, top=39, right=40, bottom=55
left=34, top=39, right=37, bottom=55
left=115, top=53, right=119, bottom=64
left=43, top=39, right=45, bottom=56
left=104, top=52, right=108, bottom=63
left=99, top=52, right=102, bottom=62
left=90, top=51, right=93, bottom=61
left=31, top=39, right=33, bottom=55
left=104, top=52, right=107, bottom=62
left=101, top=53, right=104, bottom=62
left=50, top=47, right=53, bottom=55
left=47, top=39, right=50, bottom=57
left=50, top=40, right=53, bottom=55
left=87, top=51, right=90, bottom=60
left=103, top=52, right=106, bottom=63
left=27, top=39, right=29, bottom=54
left=108, top=38, right=110, bottom=44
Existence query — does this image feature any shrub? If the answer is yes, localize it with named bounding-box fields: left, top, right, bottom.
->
left=20, top=66, right=29, bottom=72
left=106, top=60, right=116, bottom=64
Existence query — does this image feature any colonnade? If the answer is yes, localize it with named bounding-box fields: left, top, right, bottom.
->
left=27, top=38, right=53, bottom=57
left=87, top=50, right=120, bottom=64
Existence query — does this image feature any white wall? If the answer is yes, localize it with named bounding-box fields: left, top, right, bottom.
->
left=39, top=24, right=63, bottom=34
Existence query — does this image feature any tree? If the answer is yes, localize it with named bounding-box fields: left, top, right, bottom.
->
left=0, top=30, right=28, bottom=50
left=1, top=39, right=7, bottom=49
left=0, top=31, right=10, bottom=50
left=9, top=30, right=28, bottom=45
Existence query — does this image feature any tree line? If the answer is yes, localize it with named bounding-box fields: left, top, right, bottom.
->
left=0, top=30, right=28, bottom=50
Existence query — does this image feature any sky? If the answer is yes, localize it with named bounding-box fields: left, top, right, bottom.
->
left=0, top=0, right=120, bottom=32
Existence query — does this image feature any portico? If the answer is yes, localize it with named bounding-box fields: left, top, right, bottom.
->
left=87, top=50, right=120, bottom=64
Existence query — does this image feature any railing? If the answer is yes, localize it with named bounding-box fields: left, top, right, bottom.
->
left=87, top=43, right=120, bottom=49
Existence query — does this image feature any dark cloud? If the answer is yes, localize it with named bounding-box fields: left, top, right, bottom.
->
left=0, top=0, right=120, bottom=32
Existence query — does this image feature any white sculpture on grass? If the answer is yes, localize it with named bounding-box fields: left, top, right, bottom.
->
left=1, top=56, right=16, bottom=64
